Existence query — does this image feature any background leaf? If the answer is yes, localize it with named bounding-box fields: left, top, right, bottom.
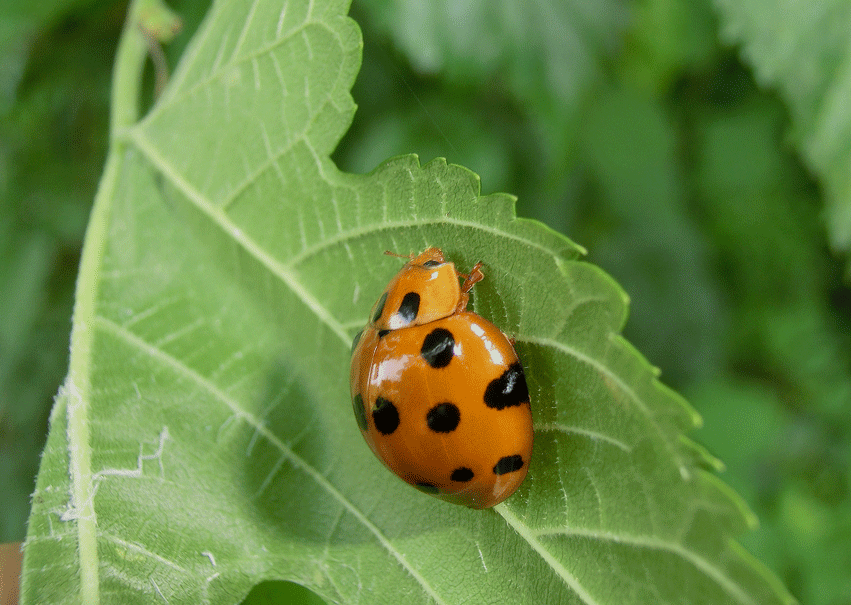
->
left=714, top=0, right=851, bottom=272
left=18, top=0, right=796, bottom=604
left=352, top=0, right=628, bottom=168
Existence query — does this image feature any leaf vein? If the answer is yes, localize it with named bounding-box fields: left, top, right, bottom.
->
left=143, top=19, right=338, bottom=130
left=230, top=0, right=261, bottom=67
left=535, top=422, right=632, bottom=453
left=101, top=533, right=188, bottom=573
left=530, top=527, right=756, bottom=605
left=496, top=504, right=601, bottom=605
left=285, top=216, right=565, bottom=268
left=129, top=129, right=350, bottom=345
left=218, top=132, right=304, bottom=211
left=518, top=335, right=688, bottom=475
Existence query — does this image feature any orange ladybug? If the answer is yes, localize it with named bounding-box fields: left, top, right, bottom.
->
left=350, top=248, right=533, bottom=508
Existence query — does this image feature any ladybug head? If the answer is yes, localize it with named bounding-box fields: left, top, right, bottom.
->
left=371, top=247, right=461, bottom=330
left=410, top=247, right=446, bottom=269
left=385, top=247, right=447, bottom=269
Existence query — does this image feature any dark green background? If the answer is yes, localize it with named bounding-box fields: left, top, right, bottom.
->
left=2, top=1, right=849, bottom=603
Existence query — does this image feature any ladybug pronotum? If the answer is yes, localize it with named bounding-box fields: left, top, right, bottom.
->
left=350, top=247, right=533, bottom=508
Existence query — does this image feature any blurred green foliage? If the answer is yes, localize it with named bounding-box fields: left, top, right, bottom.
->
left=2, top=0, right=849, bottom=603
left=1, top=0, right=116, bottom=543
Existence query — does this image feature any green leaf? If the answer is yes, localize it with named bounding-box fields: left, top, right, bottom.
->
left=21, top=0, right=794, bottom=603
left=714, top=0, right=851, bottom=269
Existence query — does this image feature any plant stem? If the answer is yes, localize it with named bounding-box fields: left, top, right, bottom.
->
left=63, top=0, right=151, bottom=601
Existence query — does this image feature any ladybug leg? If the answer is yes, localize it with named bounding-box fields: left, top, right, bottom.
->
left=459, top=261, right=484, bottom=293
left=457, top=261, right=485, bottom=312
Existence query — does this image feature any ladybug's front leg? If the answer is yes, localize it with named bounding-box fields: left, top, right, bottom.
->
left=456, top=261, right=485, bottom=312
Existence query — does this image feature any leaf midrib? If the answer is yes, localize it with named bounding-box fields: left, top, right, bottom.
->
left=127, top=128, right=351, bottom=345
left=63, top=2, right=153, bottom=599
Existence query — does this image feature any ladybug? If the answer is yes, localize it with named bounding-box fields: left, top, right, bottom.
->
left=350, top=247, right=533, bottom=509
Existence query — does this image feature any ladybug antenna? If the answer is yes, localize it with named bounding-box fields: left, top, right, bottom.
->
left=384, top=250, right=415, bottom=260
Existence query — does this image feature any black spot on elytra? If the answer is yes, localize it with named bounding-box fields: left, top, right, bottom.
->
left=426, top=403, right=460, bottom=433
left=351, top=329, right=364, bottom=354
left=377, top=329, right=390, bottom=338
left=422, top=260, right=441, bottom=268
left=414, top=482, right=439, bottom=495
left=493, top=455, right=524, bottom=475
left=397, top=292, right=420, bottom=325
left=420, top=328, right=455, bottom=368
left=352, top=394, right=368, bottom=432
left=483, top=363, right=528, bottom=410
left=371, top=292, right=388, bottom=324
left=451, top=467, right=474, bottom=482
left=373, top=397, right=399, bottom=435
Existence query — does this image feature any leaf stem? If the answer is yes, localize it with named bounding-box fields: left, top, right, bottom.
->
left=65, top=0, right=161, bottom=601
left=111, top=1, right=151, bottom=134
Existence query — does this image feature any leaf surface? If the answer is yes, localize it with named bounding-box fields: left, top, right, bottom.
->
left=21, top=0, right=794, bottom=603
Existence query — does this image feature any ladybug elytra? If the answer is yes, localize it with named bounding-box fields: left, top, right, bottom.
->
left=350, top=248, right=533, bottom=508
